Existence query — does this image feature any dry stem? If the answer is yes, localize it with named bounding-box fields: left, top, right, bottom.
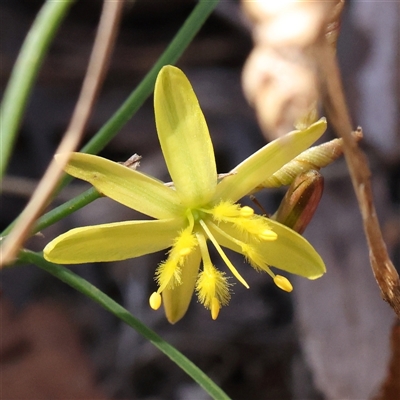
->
left=317, top=43, right=400, bottom=318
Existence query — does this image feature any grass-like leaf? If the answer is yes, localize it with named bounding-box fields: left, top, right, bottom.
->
left=0, top=0, right=75, bottom=180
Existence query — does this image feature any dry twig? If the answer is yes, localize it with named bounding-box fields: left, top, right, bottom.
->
left=317, top=43, right=400, bottom=318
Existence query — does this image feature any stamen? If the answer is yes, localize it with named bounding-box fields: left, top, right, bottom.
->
left=149, top=292, right=162, bottom=310
left=241, top=243, right=271, bottom=272
left=172, top=227, right=197, bottom=264
left=233, top=216, right=277, bottom=241
left=211, top=297, right=220, bottom=320
left=239, top=248, right=293, bottom=293
left=209, top=203, right=276, bottom=244
left=155, top=258, right=181, bottom=293
left=207, top=222, right=273, bottom=274
left=209, top=203, right=277, bottom=242
left=155, top=227, right=197, bottom=293
left=207, top=221, right=245, bottom=248
left=199, top=220, right=249, bottom=289
left=194, top=235, right=231, bottom=316
left=274, top=275, right=293, bottom=292
left=259, top=229, right=278, bottom=241
left=240, top=206, right=254, bottom=217
left=196, top=231, right=211, bottom=266
left=210, top=201, right=241, bottom=220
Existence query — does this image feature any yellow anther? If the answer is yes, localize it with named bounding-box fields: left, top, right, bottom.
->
left=211, top=200, right=242, bottom=220
left=259, top=229, right=278, bottom=241
left=200, top=220, right=250, bottom=289
left=240, top=206, right=254, bottom=217
left=273, top=275, right=293, bottom=292
left=211, top=297, right=221, bottom=320
left=149, top=292, right=162, bottom=310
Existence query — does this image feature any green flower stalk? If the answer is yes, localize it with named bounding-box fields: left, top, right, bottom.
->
left=44, top=66, right=327, bottom=323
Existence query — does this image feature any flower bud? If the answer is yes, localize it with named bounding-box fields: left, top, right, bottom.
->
left=272, top=170, right=323, bottom=234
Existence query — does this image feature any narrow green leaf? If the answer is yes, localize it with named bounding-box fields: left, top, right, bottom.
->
left=0, top=0, right=75, bottom=180
left=1, top=187, right=101, bottom=238
left=34, top=187, right=101, bottom=235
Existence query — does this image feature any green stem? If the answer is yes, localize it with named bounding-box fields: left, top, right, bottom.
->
left=1, top=188, right=101, bottom=237
left=19, top=250, right=231, bottom=400
left=34, top=187, right=101, bottom=234
left=0, top=0, right=76, bottom=180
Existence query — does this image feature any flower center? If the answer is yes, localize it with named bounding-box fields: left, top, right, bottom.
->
left=190, top=208, right=207, bottom=224
left=149, top=200, right=293, bottom=320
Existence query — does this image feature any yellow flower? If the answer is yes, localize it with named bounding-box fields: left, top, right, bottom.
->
left=44, top=66, right=327, bottom=323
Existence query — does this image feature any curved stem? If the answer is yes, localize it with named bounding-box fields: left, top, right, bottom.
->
left=317, top=43, right=400, bottom=318
left=34, top=187, right=102, bottom=234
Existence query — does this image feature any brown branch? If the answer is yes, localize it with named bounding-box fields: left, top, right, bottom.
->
left=1, top=0, right=125, bottom=267
left=316, top=43, right=400, bottom=318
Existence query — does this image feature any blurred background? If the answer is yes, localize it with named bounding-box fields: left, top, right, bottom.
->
left=1, top=1, right=399, bottom=399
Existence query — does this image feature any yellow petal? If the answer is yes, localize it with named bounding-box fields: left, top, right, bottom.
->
left=208, top=220, right=326, bottom=279
left=154, top=65, right=217, bottom=206
left=57, top=153, right=184, bottom=219
left=44, top=218, right=186, bottom=264
left=162, top=246, right=201, bottom=324
left=214, top=118, right=327, bottom=203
